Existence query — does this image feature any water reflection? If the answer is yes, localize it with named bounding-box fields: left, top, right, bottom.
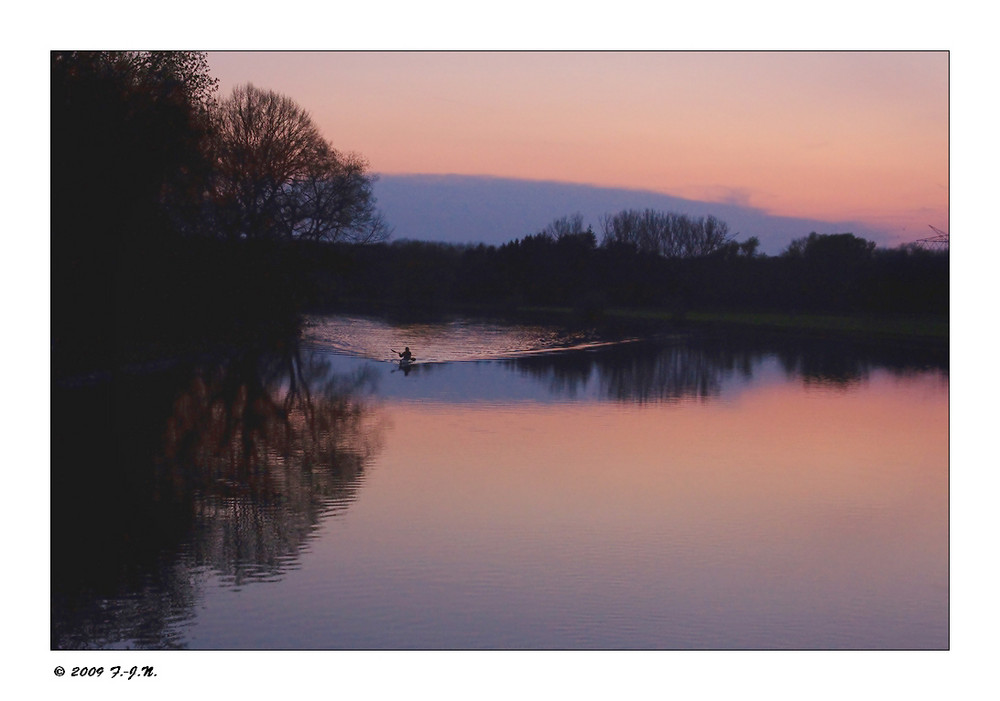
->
left=51, top=318, right=948, bottom=649
left=51, top=340, right=385, bottom=649
left=509, top=331, right=948, bottom=402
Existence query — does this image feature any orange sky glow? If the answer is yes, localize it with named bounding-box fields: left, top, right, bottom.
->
left=208, top=51, right=948, bottom=242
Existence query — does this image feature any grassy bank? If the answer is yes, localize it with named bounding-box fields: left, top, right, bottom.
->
left=610, top=308, right=948, bottom=342
left=328, top=296, right=949, bottom=344
left=511, top=305, right=948, bottom=343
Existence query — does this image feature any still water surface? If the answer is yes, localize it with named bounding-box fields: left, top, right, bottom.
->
left=51, top=314, right=948, bottom=649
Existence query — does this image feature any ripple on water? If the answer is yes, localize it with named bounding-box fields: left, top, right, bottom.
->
left=301, top=314, right=630, bottom=363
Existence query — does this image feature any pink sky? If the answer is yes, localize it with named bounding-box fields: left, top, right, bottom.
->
left=207, top=51, right=948, bottom=244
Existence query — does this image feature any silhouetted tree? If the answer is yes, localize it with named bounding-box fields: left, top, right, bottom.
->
left=541, top=213, right=589, bottom=240
left=51, top=51, right=220, bottom=374
left=776, top=233, right=878, bottom=312
left=782, top=232, right=876, bottom=262
left=51, top=51, right=218, bottom=245
left=599, top=209, right=733, bottom=258
left=739, top=236, right=761, bottom=258
left=212, top=83, right=390, bottom=243
left=707, top=235, right=761, bottom=261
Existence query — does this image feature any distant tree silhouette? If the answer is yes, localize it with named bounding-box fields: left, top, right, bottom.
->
left=314, top=224, right=945, bottom=319
left=710, top=236, right=761, bottom=260
left=776, top=233, right=879, bottom=312
left=541, top=213, right=589, bottom=240
left=600, top=209, right=733, bottom=258
left=212, top=83, right=390, bottom=243
left=782, top=232, right=876, bottom=262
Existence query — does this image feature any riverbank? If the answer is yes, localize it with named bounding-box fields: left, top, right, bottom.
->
left=626, top=309, right=947, bottom=343
left=493, top=304, right=945, bottom=344
left=54, top=302, right=948, bottom=389
left=315, top=297, right=948, bottom=344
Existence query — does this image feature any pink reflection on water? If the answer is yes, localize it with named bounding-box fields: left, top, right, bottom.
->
left=343, top=370, right=947, bottom=648
left=190, top=367, right=947, bottom=649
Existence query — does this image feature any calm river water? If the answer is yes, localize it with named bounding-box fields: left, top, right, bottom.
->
left=51, top=314, right=948, bottom=649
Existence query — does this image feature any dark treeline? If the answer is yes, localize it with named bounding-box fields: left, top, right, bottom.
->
left=310, top=227, right=948, bottom=321
left=52, top=51, right=947, bottom=380
left=51, top=51, right=387, bottom=379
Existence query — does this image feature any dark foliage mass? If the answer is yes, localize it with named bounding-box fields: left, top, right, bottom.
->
left=312, top=228, right=947, bottom=321
left=52, top=51, right=219, bottom=375
left=51, top=52, right=386, bottom=378
left=51, top=52, right=947, bottom=380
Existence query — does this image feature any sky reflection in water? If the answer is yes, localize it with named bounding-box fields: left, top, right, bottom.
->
left=51, top=315, right=948, bottom=650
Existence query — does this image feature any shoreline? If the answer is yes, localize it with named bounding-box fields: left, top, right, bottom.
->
left=54, top=304, right=948, bottom=387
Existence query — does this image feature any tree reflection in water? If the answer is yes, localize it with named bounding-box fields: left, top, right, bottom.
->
left=510, top=331, right=947, bottom=402
left=51, top=340, right=385, bottom=649
left=51, top=324, right=948, bottom=649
